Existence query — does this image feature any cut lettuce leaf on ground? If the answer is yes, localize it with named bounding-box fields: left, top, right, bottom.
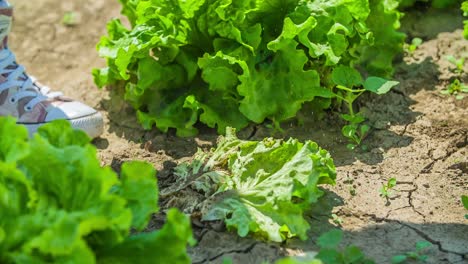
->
left=168, top=128, right=336, bottom=242
left=0, top=117, right=193, bottom=264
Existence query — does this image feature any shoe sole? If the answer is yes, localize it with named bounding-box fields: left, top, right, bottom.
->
left=21, top=112, right=104, bottom=139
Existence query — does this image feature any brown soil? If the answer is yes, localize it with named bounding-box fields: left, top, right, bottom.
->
left=9, top=0, right=468, bottom=263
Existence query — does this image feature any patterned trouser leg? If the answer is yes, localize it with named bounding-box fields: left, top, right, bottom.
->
left=0, top=0, right=11, bottom=49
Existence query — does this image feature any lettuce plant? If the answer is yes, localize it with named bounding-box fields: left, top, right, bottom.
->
left=94, top=0, right=404, bottom=136
left=0, top=117, right=194, bottom=263
left=167, top=128, right=336, bottom=242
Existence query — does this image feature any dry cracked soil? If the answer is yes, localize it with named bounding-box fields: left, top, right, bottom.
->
left=8, top=0, right=468, bottom=263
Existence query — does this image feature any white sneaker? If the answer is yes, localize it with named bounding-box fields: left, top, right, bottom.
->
left=0, top=5, right=104, bottom=138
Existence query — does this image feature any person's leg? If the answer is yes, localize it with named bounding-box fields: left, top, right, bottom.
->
left=0, top=2, right=104, bottom=138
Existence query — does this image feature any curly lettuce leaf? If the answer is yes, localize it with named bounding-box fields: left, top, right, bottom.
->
left=238, top=38, right=328, bottom=125
left=359, top=0, right=405, bottom=77
left=97, top=209, right=195, bottom=264
left=0, top=117, right=29, bottom=163
left=171, top=128, right=336, bottom=242
left=116, top=161, right=159, bottom=230
left=0, top=118, right=192, bottom=264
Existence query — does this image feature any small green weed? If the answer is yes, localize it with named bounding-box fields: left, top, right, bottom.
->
left=222, top=258, right=233, bottom=264
left=62, top=11, right=79, bottom=26
left=239, top=230, right=376, bottom=264
left=340, top=113, right=370, bottom=150
left=331, top=214, right=344, bottom=226
left=446, top=55, right=465, bottom=74
left=332, top=66, right=399, bottom=150
left=462, top=195, right=468, bottom=219
left=391, top=241, right=432, bottom=263
left=314, top=229, right=375, bottom=264
left=404, top=38, right=423, bottom=54
left=441, top=79, right=468, bottom=100
left=442, top=55, right=467, bottom=99
left=380, top=178, right=397, bottom=199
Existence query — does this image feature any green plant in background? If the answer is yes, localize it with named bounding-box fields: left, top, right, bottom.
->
left=331, top=66, right=399, bottom=150
left=276, top=229, right=375, bottom=264
left=94, top=0, right=404, bottom=137
left=462, top=195, right=468, bottom=219
left=380, top=177, right=397, bottom=199
left=0, top=117, right=194, bottom=264
left=446, top=55, right=465, bottom=74
left=331, top=214, right=344, bottom=226
left=462, top=1, right=468, bottom=38
left=62, top=11, right=79, bottom=26
left=222, top=258, right=234, bottom=264
left=442, top=55, right=468, bottom=99
left=391, top=241, right=432, bottom=263
left=404, top=37, right=423, bottom=54
left=441, top=79, right=468, bottom=99
left=314, top=230, right=374, bottom=264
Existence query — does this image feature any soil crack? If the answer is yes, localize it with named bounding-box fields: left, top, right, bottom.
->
left=359, top=213, right=466, bottom=258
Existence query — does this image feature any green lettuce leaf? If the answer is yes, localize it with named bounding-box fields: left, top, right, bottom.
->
left=238, top=38, right=327, bottom=125
left=0, top=118, right=192, bottom=264
left=358, top=0, right=405, bottom=77
left=115, top=161, right=158, bottom=231
left=96, top=209, right=195, bottom=264
left=0, top=117, right=29, bottom=163
left=170, top=128, right=336, bottom=242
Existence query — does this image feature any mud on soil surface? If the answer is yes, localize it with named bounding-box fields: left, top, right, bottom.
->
left=9, top=1, right=468, bottom=263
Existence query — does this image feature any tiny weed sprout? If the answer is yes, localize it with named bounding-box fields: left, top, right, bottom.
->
left=446, top=55, right=465, bottom=74
left=62, top=11, right=79, bottom=27
left=404, top=37, right=423, bottom=54
left=274, top=230, right=375, bottom=263
left=462, top=195, right=468, bottom=219
left=341, top=113, right=370, bottom=150
left=391, top=241, right=432, bottom=264
left=332, top=66, right=399, bottom=149
left=331, top=214, right=344, bottom=226
left=222, top=258, right=233, bottom=264
left=380, top=177, right=397, bottom=199
left=315, top=229, right=375, bottom=264
left=441, top=79, right=468, bottom=100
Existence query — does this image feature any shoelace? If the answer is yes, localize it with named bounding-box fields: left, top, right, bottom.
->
left=0, top=48, right=62, bottom=112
